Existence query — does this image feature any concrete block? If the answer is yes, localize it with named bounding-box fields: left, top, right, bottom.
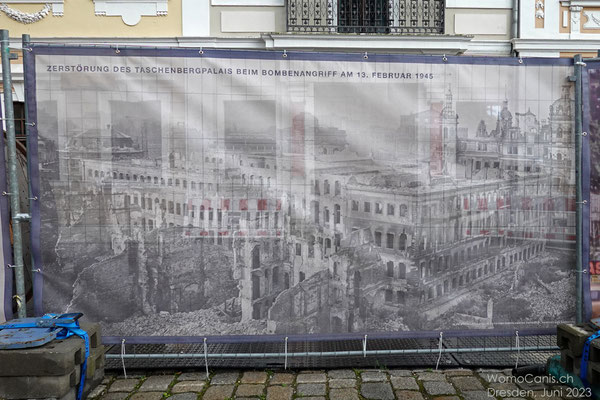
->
left=80, top=322, right=102, bottom=349
left=0, top=367, right=80, bottom=399
left=0, top=323, right=101, bottom=377
left=0, top=337, right=84, bottom=377
left=557, top=323, right=595, bottom=357
left=588, top=337, right=600, bottom=363
left=86, top=345, right=106, bottom=379
left=560, top=349, right=580, bottom=374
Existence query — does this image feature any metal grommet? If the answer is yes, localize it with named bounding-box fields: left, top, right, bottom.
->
left=442, top=54, right=448, bottom=62
left=199, top=48, right=204, bottom=55
left=363, top=52, right=368, bottom=60
left=583, top=131, right=588, bottom=136
left=283, top=50, right=288, bottom=58
left=518, top=58, right=523, bottom=64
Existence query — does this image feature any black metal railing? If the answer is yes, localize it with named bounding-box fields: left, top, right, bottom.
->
left=287, top=0, right=445, bottom=34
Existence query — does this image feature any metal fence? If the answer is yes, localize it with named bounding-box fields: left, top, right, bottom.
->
left=287, top=0, right=445, bottom=34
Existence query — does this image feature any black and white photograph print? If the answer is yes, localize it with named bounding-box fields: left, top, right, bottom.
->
left=33, top=53, right=577, bottom=337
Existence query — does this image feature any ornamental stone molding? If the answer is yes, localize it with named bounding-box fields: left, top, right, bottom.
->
left=571, top=5, right=583, bottom=33
left=93, top=0, right=168, bottom=26
left=583, top=10, right=600, bottom=29
left=0, top=1, right=64, bottom=23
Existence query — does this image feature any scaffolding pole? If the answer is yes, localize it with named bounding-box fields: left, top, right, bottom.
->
left=106, top=345, right=559, bottom=361
left=1, top=30, right=27, bottom=319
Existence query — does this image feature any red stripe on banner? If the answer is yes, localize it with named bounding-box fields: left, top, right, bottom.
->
left=239, top=199, right=248, bottom=211
left=464, top=198, right=469, bottom=210
left=258, top=199, right=268, bottom=211
left=276, top=199, right=282, bottom=211
left=222, top=199, right=230, bottom=210
left=478, top=198, right=487, bottom=210
left=202, top=199, right=211, bottom=209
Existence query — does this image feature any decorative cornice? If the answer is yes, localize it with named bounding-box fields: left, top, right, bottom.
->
left=0, top=0, right=63, bottom=16
left=263, top=34, right=474, bottom=55
left=0, top=2, right=60, bottom=22
left=93, top=0, right=168, bottom=26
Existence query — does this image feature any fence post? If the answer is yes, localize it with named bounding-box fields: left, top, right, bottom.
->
left=575, top=54, right=584, bottom=324
left=1, top=29, right=27, bottom=319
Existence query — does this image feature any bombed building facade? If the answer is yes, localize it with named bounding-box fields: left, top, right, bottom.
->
left=39, top=81, right=576, bottom=335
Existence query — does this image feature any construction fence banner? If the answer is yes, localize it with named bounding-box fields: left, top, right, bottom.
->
left=585, top=61, right=600, bottom=319
left=24, top=45, right=580, bottom=341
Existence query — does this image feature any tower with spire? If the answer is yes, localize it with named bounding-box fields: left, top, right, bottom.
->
left=441, top=85, right=459, bottom=178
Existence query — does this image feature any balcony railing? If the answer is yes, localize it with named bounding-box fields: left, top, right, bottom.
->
left=287, top=0, right=445, bottom=34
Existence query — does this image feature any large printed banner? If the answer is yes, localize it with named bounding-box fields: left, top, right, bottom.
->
left=26, top=46, right=578, bottom=339
left=586, top=63, right=600, bottom=318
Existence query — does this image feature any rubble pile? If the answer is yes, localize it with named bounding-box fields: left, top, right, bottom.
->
left=104, top=306, right=267, bottom=336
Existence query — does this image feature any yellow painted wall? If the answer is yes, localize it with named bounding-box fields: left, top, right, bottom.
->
left=560, top=51, right=597, bottom=58
left=210, top=6, right=285, bottom=37
left=0, top=2, right=182, bottom=37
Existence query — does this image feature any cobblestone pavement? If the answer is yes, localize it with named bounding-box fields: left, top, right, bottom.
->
left=88, top=368, right=582, bottom=400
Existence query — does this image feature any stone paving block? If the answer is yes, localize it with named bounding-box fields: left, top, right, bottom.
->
left=269, top=372, right=295, bottom=385
left=138, top=375, right=174, bottom=392
left=530, top=390, right=562, bottom=400
left=516, top=380, right=547, bottom=391
left=297, top=383, right=326, bottom=396
left=488, top=382, right=519, bottom=391
left=422, top=381, right=456, bottom=396
left=236, top=384, right=265, bottom=397
left=129, top=392, right=164, bottom=400
left=417, top=372, right=447, bottom=382
left=177, top=372, right=206, bottom=381
left=328, top=378, right=356, bottom=388
left=389, top=370, right=413, bottom=377
left=210, top=371, right=239, bottom=384
left=360, top=382, right=395, bottom=400
left=450, top=376, right=484, bottom=391
left=88, top=384, right=107, bottom=398
left=266, top=385, right=293, bottom=400
left=328, top=369, right=356, bottom=379
left=241, top=371, right=268, bottom=384
left=99, top=393, right=129, bottom=400
left=330, top=387, right=359, bottom=400
left=171, top=380, right=205, bottom=393
left=361, top=370, right=388, bottom=382
left=461, top=391, right=493, bottom=400
left=295, top=398, right=325, bottom=400
left=390, top=376, right=419, bottom=390
left=476, top=371, right=506, bottom=383
left=169, top=394, right=198, bottom=400
left=203, top=384, right=235, bottom=400
left=296, top=373, right=327, bottom=383
left=444, top=369, right=473, bottom=376
left=109, top=378, right=141, bottom=392
left=102, top=375, right=114, bottom=385
left=395, top=391, right=425, bottom=400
